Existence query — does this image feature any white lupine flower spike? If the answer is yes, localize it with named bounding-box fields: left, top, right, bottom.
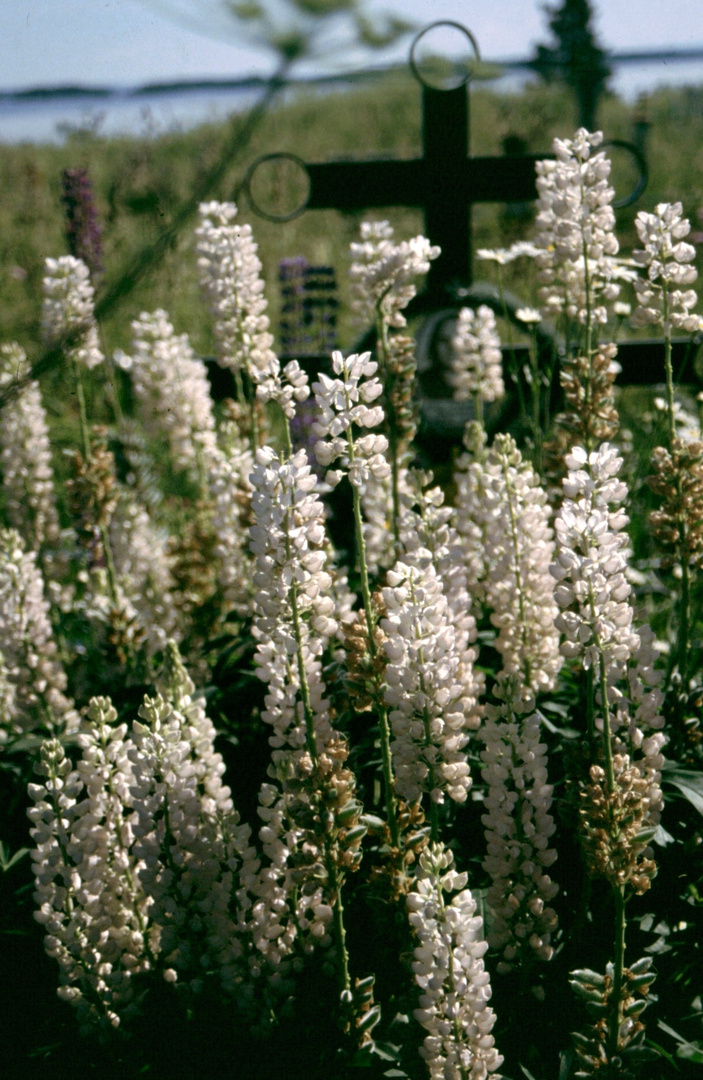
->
left=450, top=305, right=505, bottom=412
left=0, top=343, right=60, bottom=555
left=41, top=255, right=104, bottom=369
left=349, top=220, right=439, bottom=329
left=408, top=843, right=503, bottom=1079
left=126, top=310, right=218, bottom=486
left=480, top=680, right=559, bottom=975
left=195, top=201, right=276, bottom=380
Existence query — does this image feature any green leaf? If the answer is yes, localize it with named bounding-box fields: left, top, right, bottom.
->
left=662, top=767, right=703, bottom=816
left=678, top=1044, right=703, bottom=1063
left=0, top=842, right=28, bottom=872
left=657, top=1018, right=703, bottom=1061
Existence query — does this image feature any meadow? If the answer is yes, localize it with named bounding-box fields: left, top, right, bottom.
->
left=0, top=74, right=701, bottom=1080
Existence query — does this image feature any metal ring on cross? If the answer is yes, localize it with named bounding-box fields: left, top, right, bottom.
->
left=601, top=139, right=649, bottom=208
left=409, top=21, right=481, bottom=91
left=243, top=152, right=311, bottom=223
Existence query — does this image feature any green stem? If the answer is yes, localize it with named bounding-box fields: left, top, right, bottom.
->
left=433, top=865, right=470, bottom=1080
left=375, top=308, right=401, bottom=554
left=473, top=390, right=484, bottom=428
left=346, top=439, right=399, bottom=845
left=529, top=327, right=542, bottom=472
left=662, top=286, right=676, bottom=448
left=500, top=443, right=532, bottom=690
left=72, top=358, right=91, bottom=463
left=586, top=666, right=595, bottom=742
left=594, top=625, right=616, bottom=796
left=496, top=270, right=527, bottom=427
left=661, top=287, right=691, bottom=688
left=607, top=884, right=628, bottom=1060
left=329, top=857, right=351, bottom=995
left=99, top=522, right=120, bottom=610
left=677, top=553, right=691, bottom=688
left=284, top=497, right=318, bottom=762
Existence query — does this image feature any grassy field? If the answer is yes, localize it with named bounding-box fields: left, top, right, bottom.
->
left=1, top=72, right=703, bottom=372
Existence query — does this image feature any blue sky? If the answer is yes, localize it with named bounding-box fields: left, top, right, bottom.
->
left=3, top=0, right=703, bottom=90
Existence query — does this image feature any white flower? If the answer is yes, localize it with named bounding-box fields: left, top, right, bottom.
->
left=0, top=343, right=60, bottom=553
left=126, top=310, right=218, bottom=483
left=551, top=443, right=639, bottom=687
left=399, top=472, right=483, bottom=729
left=129, top=645, right=258, bottom=990
left=477, top=242, right=540, bottom=264
left=534, top=129, right=621, bottom=325
left=456, top=435, right=562, bottom=692
left=381, top=559, right=475, bottom=805
left=28, top=717, right=149, bottom=1029
left=480, top=682, right=558, bottom=972
left=312, top=351, right=390, bottom=489
left=108, top=494, right=182, bottom=654
left=254, top=357, right=310, bottom=419
left=631, top=203, right=702, bottom=333
left=0, top=529, right=77, bottom=735
left=207, top=416, right=255, bottom=618
left=195, top=201, right=276, bottom=377
left=41, top=255, right=103, bottom=369
left=449, top=306, right=505, bottom=404
left=515, top=307, right=542, bottom=325
left=407, top=844, right=503, bottom=1079
left=349, top=220, right=439, bottom=328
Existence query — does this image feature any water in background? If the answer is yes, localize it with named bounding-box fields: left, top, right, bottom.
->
left=1, top=59, right=702, bottom=145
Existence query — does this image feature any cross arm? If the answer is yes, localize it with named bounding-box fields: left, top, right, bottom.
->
left=305, top=158, right=426, bottom=211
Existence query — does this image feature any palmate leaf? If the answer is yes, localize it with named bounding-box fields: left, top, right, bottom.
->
left=661, top=765, right=703, bottom=816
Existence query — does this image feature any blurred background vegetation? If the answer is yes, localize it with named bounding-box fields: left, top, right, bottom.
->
left=2, top=74, right=703, bottom=360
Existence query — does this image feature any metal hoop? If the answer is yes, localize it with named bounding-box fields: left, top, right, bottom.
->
left=409, top=21, right=481, bottom=91
left=243, top=152, right=311, bottom=223
left=601, top=139, right=649, bottom=208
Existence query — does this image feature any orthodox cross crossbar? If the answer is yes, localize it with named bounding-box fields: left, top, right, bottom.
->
left=304, top=86, right=543, bottom=304
left=248, top=83, right=546, bottom=304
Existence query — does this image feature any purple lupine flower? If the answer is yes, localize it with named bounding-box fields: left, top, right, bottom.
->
left=60, top=168, right=104, bottom=281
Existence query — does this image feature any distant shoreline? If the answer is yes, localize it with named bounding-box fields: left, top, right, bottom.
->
left=3, top=45, right=703, bottom=102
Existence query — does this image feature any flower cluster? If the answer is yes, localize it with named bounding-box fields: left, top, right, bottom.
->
left=125, top=310, right=218, bottom=483
left=41, top=255, right=104, bottom=369
left=407, top=843, right=503, bottom=1079
left=128, top=646, right=259, bottom=993
left=207, top=407, right=255, bottom=618
left=398, top=471, right=483, bottom=729
left=481, top=682, right=559, bottom=973
left=108, top=494, right=181, bottom=654
left=60, top=167, right=103, bottom=280
left=381, top=558, right=474, bottom=805
left=195, top=201, right=276, bottom=378
left=0, top=529, right=77, bottom=735
left=631, top=202, right=702, bottom=333
left=28, top=708, right=149, bottom=1030
left=349, top=220, right=439, bottom=328
left=29, top=646, right=261, bottom=1026
left=551, top=444, right=638, bottom=682
left=534, top=130, right=623, bottom=325
left=248, top=448, right=364, bottom=973
left=254, top=357, right=310, bottom=420
left=551, top=446, right=666, bottom=889
left=250, top=446, right=336, bottom=751
left=449, top=305, right=505, bottom=405
left=0, top=343, right=60, bottom=553
left=456, top=435, right=562, bottom=692
left=312, top=351, right=390, bottom=489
